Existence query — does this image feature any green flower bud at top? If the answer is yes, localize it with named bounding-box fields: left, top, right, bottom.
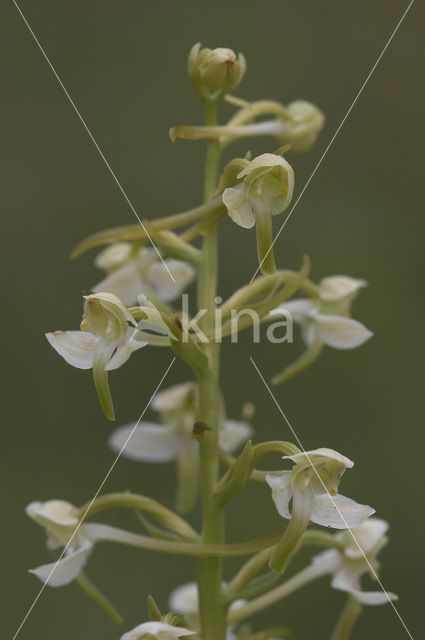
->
left=222, top=153, right=294, bottom=274
left=283, top=100, right=325, bottom=152
left=188, top=43, right=246, bottom=97
left=199, top=47, right=246, bottom=93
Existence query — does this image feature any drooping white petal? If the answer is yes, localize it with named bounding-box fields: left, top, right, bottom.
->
left=347, top=587, right=397, bottom=606
left=311, top=493, right=375, bottom=529
left=29, top=540, right=92, bottom=587
left=121, top=621, right=195, bottom=640
left=93, top=262, right=143, bottom=307
left=319, top=276, right=367, bottom=302
left=266, top=471, right=293, bottom=519
left=284, top=448, right=354, bottom=469
left=108, top=422, right=179, bottom=462
left=312, top=313, right=373, bottom=349
left=277, top=298, right=316, bottom=323
left=152, top=382, right=197, bottom=412
left=106, top=328, right=148, bottom=371
left=219, top=420, right=253, bottom=453
left=222, top=184, right=255, bottom=229
left=148, top=260, right=195, bottom=302
left=342, top=518, right=389, bottom=559
left=46, top=331, right=98, bottom=369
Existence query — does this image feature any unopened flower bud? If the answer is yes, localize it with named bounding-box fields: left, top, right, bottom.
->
left=199, top=47, right=246, bottom=93
left=188, top=43, right=246, bottom=97
left=283, top=100, right=325, bottom=152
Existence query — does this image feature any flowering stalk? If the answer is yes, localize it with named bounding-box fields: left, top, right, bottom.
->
left=196, top=96, right=226, bottom=640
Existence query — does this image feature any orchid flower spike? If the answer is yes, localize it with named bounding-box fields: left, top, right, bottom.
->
left=121, top=621, right=195, bottom=640
left=271, top=276, right=373, bottom=384
left=109, top=382, right=253, bottom=513
left=312, top=518, right=398, bottom=605
left=93, top=245, right=195, bottom=307
left=266, top=448, right=375, bottom=573
left=222, top=153, right=294, bottom=274
left=46, top=292, right=147, bottom=420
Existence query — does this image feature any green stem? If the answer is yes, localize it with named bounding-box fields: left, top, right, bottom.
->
left=197, top=98, right=226, bottom=640
left=330, top=597, right=362, bottom=640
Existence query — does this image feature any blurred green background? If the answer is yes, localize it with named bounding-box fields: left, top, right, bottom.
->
left=2, top=1, right=424, bottom=638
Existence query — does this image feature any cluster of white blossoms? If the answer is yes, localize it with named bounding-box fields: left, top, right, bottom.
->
left=24, top=42, right=399, bottom=640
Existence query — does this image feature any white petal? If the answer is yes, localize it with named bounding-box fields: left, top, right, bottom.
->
left=46, top=331, right=98, bottom=369
left=348, top=588, right=397, bottom=606
left=93, top=262, right=143, bottom=307
left=108, top=422, right=179, bottom=462
left=313, top=313, right=373, bottom=349
left=152, top=382, right=197, bottom=412
left=222, top=184, right=255, bottom=229
left=148, top=260, right=195, bottom=302
left=277, top=299, right=316, bottom=323
left=284, top=448, right=354, bottom=469
left=169, top=582, right=199, bottom=614
left=343, top=518, right=389, bottom=558
left=29, top=541, right=92, bottom=587
left=266, top=471, right=293, bottom=519
left=218, top=420, right=253, bottom=453
left=106, top=327, right=148, bottom=371
left=319, top=276, right=367, bottom=302
left=311, top=493, right=375, bottom=529
left=121, top=621, right=195, bottom=640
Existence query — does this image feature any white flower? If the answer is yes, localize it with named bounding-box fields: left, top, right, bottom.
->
left=223, top=153, right=294, bottom=229
left=26, top=500, right=94, bottom=587
left=223, top=153, right=294, bottom=274
left=312, top=518, right=398, bottom=605
left=46, top=292, right=147, bottom=420
left=93, top=245, right=195, bottom=307
left=169, top=582, right=245, bottom=635
left=109, top=382, right=253, bottom=513
left=120, top=621, right=195, bottom=640
left=266, top=448, right=374, bottom=573
left=276, top=276, right=372, bottom=350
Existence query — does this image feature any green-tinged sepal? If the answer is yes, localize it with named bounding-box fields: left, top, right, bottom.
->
left=213, top=440, right=254, bottom=507
left=147, top=595, right=163, bottom=622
